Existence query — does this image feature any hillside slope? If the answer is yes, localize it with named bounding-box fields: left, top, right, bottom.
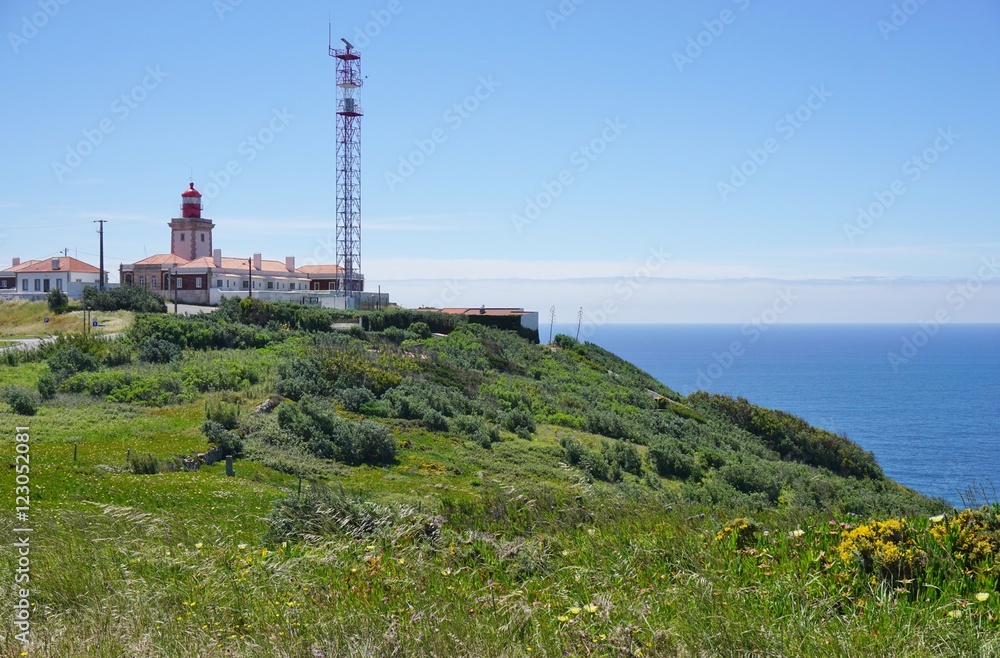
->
left=0, top=299, right=995, bottom=657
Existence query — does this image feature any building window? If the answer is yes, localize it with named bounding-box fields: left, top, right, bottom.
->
left=267, top=281, right=274, bottom=290
left=151, top=275, right=158, bottom=289
left=196, top=277, right=202, bottom=289
left=139, top=276, right=145, bottom=286
left=34, top=279, right=41, bottom=291
left=176, top=277, right=183, bottom=289
left=201, top=233, right=205, bottom=242
left=56, top=279, right=63, bottom=291
left=180, top=233, right=185, bottom=241
left=242, top=280, right=249, bottom=289
left=22, top=279, right=28, bottom=291
left=124, top=273, right=133, bottom=285
left=216, top=280, right=222, bottom=288
left=0, top=281, right=6, bottom=289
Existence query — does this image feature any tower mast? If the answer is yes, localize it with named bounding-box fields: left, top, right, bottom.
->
left=330, top=36, right=363, bottom=303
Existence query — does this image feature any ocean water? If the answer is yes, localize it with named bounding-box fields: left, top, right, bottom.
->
left=552, top=323, right=1000, bottom=506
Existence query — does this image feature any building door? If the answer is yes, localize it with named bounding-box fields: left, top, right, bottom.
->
left=43, top=279, right=50, bottom=292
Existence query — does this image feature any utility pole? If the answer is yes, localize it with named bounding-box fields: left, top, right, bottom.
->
left=548, top=305, right=556, bottom=344
left=247, top=257, right=252, bottom=299
left=93, top=220, right=107, bottom=291
left=172, top=267, right=178, bottom=314
left=576, top=307, right=583, bottom=342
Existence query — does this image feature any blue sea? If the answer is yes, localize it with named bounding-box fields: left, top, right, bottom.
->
left=552, top=323, right=1000, bottom=507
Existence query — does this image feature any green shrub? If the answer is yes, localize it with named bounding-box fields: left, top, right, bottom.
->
left=352, top=421, right=397, bottom=465
left=358, top=399, right=392, bottom=417
left=3, top=387, right=39, bottom=416
left=422, top=408, right=450, bottom=431
left=407, top=322, right=431, bottom=339
left=337, top=387, right=375, bottom=412
left=719, top=459, right=785, bottom=504
left=502, top=408, right=536, bottom=435
left=648, top=440, right=697, bottom=480
left=46, top=288, right=70, bottom=314
left=206, top=399, right=241, bottom=430
left=83, top=285, right=166, bottom=313
left=100, top=342, right=135, bottom=367
left=201, top=420, right=244, bottom=457
left=105, top=373, right=184, bottom=407
left=48, top=346, right=98, bottom=379
left=602, top=440, right=642, bottom=476
left=126, top=452, right=161, bottom=475
left=138, top=337, right=182, bottom=364
left=36, top=371, right=58, bottom=400
left=560, top=437, right=584, bottom=465
left=275, top=357, right=328, bottom=401
left=277, top=396, right=396, bottom=466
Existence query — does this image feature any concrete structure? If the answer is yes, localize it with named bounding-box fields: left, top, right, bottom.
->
left=430, top=307, right=540, bottom=338
left=120, top=184, right=372, bottom=306
left=0, top=256, right=104, bottom=299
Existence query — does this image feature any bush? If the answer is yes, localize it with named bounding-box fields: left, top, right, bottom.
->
left=352, top=421, right=397, bottom=465
left=275, top=357, right=328, bottom=401
left=561, top=437, right=584, bottom=465
left=206, top=399, right=241, bottom=430
left=648, top=440, right=698, bottom=480
left=36, top=371, right=58, bottom=400
left=277, top=396, right=397, bottom=466
left=422, top=408, right=450, bottom=431
left=138, top=337, right=182, bottom=364
left=48, top=346, right=98, bottom=379
left=46, top=288, right=70, bottom=314
left=502, top=408, right=536, bottom=435
left=337, top=387, right=375, bottom=413
left=83, top=285, right=166, bottom=313
left=3, top=387, right=39, bottom=416
left=382, top=326, right=406, bottom=343
left=201, top=420, right=244, bottom=457
left=126, top=452, right=161, bottom=475
left=407, top=322, right=431, bottom=339
left=602, top=440, right=642, bottom=476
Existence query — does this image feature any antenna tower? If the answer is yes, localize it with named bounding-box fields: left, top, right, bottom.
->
left=330, top=35, right=363, bottom=300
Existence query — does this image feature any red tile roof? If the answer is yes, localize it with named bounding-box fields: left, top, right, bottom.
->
left=176, top=256, right=300, bottom=275
left=1, top=260, right=41, bottom=274
left=297, top=264, right=346, bottom=276
left=132, top=254, right=189, bottom=266
left=11, top=257, right=100, bottom=274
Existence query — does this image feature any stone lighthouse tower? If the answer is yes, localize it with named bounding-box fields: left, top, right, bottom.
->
left=170, top=183, right=215, bottom=260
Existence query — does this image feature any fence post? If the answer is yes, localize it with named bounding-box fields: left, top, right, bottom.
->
left=225, top=455, right=234, bottom=477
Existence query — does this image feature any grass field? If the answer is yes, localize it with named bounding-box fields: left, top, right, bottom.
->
left=0, top=302, right=996, bottom=657
left=0, top=300, right=132, bottom=338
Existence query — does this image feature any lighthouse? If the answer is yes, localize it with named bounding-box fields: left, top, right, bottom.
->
left=170, top=183, right=215, bottom=260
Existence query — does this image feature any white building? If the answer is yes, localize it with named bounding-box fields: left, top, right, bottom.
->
left=0, top=257, right=104, bottom=299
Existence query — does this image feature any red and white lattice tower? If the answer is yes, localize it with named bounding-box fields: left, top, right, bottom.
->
left=330, top=38, right=363, bottom=298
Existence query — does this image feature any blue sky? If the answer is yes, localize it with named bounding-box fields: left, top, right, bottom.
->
left=1, top=0, right=999, bottom=321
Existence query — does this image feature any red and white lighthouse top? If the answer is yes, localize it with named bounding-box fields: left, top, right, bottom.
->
left=181, top=182, right=203, bottom=218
